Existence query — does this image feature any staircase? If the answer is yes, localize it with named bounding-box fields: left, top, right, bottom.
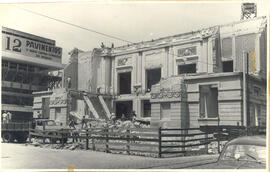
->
left=98, top=95, right=111, bottom=119
left=83, top=95, right=99, bottom=119
left=83, top=94, right=109, bottom=120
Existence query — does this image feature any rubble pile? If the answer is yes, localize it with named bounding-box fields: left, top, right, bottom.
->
left=26, top=116, right=151, bottom=152
left=207, top=141, right=227, bottom=154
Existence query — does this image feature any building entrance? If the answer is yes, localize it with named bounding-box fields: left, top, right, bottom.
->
left=115, top=101, right=133, bottom=119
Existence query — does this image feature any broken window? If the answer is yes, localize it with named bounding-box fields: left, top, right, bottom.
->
left=142, top=100, right=151, bottom=117
left=222, top=61, right=233, bottom=72
left=160, top=102, right=170, bottom=120
left=221, top=37, right=232, bottom=58
left=199, top=85, right=218, bottom=118
left=118, top=72, right=131, bottom=94
left=146, top=68, right=161, bottom=92
left=178, top=64, right=196, bottom=74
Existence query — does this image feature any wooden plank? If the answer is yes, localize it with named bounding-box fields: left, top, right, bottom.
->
left=130, top=133, right=158, bottom=137
left=133, top=138, right=159, bottom=142
left=129, top=149, right=158, bottom=154
left=161, top=132, right=205, bottom=137
left=106, top=142, right=127, bottom=147
left=161, top=141, right=210, bottom=148
left=161, top=137, right=214, bottom=143
left=161, top=128, right=200, bottom=131
left=161, top=150, right=186, bottom=154
left=109, top=147, right=127, bottom=152
left=130, top=128, right=157, bottom=132
left=129, top=143, right=158, bottom=148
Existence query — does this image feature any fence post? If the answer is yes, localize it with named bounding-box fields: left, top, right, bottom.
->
left=105, top=127, right=109, bottom=153
left=92, top=128, right=96, bottom=150
left=86, top=129, right=89, bottom=150
left=28, top=122, right=32, bottom=143
left=42, top=131, right=45, bottom=144
left=205, top=133, right=208, bottom=154
left=61, top=132, right=64, bottom=147
left=182, top=129, right=186, bottom=154
left=158, top=127, right=162, bottom=158
left=217, top=117, right=221, bottom=154
left=126, top=129, right=130, bottom=155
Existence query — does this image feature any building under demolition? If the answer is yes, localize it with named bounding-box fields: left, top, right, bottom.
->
left=33, top=16, right=267, bottom=129
left=1, top=27, right=63, bottom=121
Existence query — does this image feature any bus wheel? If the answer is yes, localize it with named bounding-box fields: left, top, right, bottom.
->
left=2, top=132, right=14, bottom=143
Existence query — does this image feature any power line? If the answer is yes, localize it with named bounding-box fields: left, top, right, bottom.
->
left=14, top=5, right=222, bottom=67
left=14, top=5, right=133, bottom=44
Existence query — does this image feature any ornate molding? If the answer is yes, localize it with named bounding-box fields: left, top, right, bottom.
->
left=117, top=57, right=132, bottom=66
left=150, top=91, right=184, bottom=99
left=177, top=46, right=197, bottom=57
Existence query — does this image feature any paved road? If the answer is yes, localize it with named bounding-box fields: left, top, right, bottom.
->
left=1, top=143, right=218, bottom=169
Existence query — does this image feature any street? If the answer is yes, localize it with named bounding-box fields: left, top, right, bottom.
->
left=1, top=143, right=218, bottom=169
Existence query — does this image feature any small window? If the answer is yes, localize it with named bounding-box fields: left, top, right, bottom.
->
left=178, top=64, right=196, bottom=74
left=199, top=85, right=218, bottom=118
left=142, top=100, right=151, bottom=117
left=223, top=61, right=233, bottom=72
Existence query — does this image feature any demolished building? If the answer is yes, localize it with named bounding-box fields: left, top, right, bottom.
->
left=33, top=16, right=267, bottom=129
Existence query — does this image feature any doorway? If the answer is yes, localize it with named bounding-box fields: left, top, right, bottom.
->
left=115, top=101, right=133, bottom=119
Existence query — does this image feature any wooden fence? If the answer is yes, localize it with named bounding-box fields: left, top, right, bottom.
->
left=28, top=127, right=217, bottom=158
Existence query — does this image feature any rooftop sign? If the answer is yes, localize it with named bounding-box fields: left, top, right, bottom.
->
left=2, top=27, right=62, bottom=63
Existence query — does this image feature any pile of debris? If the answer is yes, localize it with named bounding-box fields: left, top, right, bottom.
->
left=26, top=115, right=151, bottom=151
left=207, top=141, right=227, bottom=154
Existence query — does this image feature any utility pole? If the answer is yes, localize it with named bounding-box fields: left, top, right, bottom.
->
left=242, top=51, right=249, bottom=135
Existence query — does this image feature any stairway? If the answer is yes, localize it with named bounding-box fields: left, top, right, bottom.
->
left=98, top=95, right=111, bottom=119
left=83, top=95, right=109, bottom=120
left=83, top=95, right=99, bottom=119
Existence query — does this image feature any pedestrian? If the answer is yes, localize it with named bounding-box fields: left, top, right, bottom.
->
left=121, top=113, right=126, bottom=121
left=6, top=111, right=12, bottom=122
left=69, top=119, right=76, bottom=129
left=2, top=111, right=8, bottom=124
left=81, top=116, right=87, bottom=129
left=131, top=110, right=137, bottom=121
left=67, top=77, right=71, bottom=89
left=36, top=111, right=42, bottom=119
left=110, top=113, right=116, bottom=123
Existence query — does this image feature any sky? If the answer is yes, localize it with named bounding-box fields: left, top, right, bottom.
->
left=0, top=1, right=269, bottom=64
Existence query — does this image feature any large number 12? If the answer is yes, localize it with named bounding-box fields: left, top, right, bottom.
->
left=6, top=36, right=22, bottom=52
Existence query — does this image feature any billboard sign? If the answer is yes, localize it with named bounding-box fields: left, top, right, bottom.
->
left=2, top=27, right=62, bottom=63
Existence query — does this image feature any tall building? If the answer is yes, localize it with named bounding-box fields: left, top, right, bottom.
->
left=1, top=27, right=64, bottom=121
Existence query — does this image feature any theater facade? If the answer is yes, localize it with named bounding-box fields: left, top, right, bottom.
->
left=65, top=16, right=267, bottom=129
